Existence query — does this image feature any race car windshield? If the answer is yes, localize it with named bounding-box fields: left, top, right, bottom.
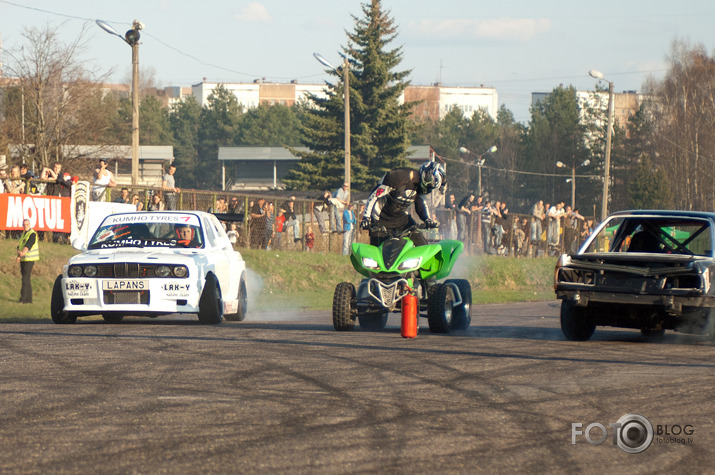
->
left=584, top=217, right=712, bottom=256
left=88, top=222, right=205, bottom=249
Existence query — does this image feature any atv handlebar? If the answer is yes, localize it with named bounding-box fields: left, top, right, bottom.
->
left=368, top=222, right=434, bottom=238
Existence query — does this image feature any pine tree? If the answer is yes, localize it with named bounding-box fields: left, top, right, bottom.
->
left=169, top=96, right=201, bottom=189
left=629, top=156, right=673, bottom=209
left=284, top=0, right=414, bottom=191
left=196, top=84, right=242, bottom=189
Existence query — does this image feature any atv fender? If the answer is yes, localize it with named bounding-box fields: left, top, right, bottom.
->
left=434, top=240, right=464, bottom=280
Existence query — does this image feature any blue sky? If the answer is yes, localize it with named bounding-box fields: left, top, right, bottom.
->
left=1, top=0, right=714, bottom=122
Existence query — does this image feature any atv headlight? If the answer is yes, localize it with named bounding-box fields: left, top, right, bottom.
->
left=398, top=258, right=422, bottom=271
left=362, top=257, right=380, bottom=270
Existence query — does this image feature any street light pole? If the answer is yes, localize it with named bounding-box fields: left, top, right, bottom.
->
left=589, top=69, right=614, bottom=221
left=603, top=81, right=614, bottom=221
left=97, top=19, right=143, bottom=187
left=131, top=39, right=140, bottom=187
left=342, top=57, right=350, bottom=197
left=459, top=145, right=497, bottom=195
left=314, top=52, right=351, bottom=201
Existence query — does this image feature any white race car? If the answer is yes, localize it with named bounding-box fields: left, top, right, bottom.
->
left=51, top=211, right=247, bottom=324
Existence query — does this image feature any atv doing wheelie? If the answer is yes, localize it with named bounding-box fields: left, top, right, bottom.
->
left=333, top=225, right=472, bottom=333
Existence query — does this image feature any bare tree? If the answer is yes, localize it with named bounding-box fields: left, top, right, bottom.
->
left=645, top=40, right=715, bottom=210
left=1, top=22, right=113, bottom=174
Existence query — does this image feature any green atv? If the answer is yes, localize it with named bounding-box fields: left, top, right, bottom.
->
left=333, top=225, right=472, bottom=333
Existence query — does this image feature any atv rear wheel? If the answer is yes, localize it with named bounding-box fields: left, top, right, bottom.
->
left=560, top=300, right=595, bottom=341
left=333, top=282, right=356, bottom=331
left=358, top=311, right=388, bottom=330
left=445, top=279, right=472, bottom=330
left=427, top=283, right=455, bottom=333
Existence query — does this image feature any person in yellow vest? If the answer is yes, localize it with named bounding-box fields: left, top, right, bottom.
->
left=17, top=219, right=39, bottom=304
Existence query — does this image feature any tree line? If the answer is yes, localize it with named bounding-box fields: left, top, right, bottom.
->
left=1, top=0, right=713, bottom=216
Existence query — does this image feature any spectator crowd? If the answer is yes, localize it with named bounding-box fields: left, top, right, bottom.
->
left=2, top=160, right=596, bottom=257
left=439, top=192, right=596, bottom=257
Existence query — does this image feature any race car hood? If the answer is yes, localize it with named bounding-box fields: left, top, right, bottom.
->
left=68, top=248, right=201, bottom=267
left=563, top=252, right=704, bottom=276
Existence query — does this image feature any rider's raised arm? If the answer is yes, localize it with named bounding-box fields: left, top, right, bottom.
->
left=415, top=195, right=431, bottom=222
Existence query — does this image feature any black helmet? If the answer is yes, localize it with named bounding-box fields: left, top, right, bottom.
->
left=419, top=162, right=446, bottom=193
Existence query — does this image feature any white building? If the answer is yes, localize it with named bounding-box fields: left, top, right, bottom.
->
left=188, top=79, right=497, bottom=121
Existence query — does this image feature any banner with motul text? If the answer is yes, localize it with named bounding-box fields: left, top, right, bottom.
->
left=0, top=193, right=71, bottom=232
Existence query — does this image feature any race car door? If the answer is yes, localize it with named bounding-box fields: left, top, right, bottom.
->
left=202, top=215, right=238, bottom=298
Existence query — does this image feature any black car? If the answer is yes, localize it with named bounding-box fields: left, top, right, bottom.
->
left=554, top=210, right=715, bottom=341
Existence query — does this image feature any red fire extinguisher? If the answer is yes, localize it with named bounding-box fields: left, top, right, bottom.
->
left=401, top=292, right=418, bottom=338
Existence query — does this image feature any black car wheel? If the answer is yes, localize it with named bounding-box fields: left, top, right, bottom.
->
left=333, top=282, right=356, bottom=331
left=225, top=275, right=248, bottom=322
left=51, top=275, right=77, bottom=324
left=198, top=273, right=223, bottom=324
left=560, top=300, right=595, bottom=341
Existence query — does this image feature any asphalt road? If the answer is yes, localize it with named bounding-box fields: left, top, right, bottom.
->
left=1, top=301, right=713, bottom=474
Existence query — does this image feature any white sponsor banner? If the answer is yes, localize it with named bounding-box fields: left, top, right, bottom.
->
left=70, top=181, right=136, bottom=248
left=102, top=213, right=201, bottom=227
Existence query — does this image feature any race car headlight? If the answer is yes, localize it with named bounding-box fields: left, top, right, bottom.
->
left=398, top=258, right=422, bottom=271
left=362, top=257, right=380, bottom=270
left=173, top=266, right=188, bottom=278
left=68, top=265, right=83, bottom=277
left=83, top=265, right=98, bottom=277
left=156, top=265, right=172, bottom=278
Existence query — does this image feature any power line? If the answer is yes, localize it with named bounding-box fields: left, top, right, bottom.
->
left=438, top=154, right=600, bottom=179
left=0, top=0, right=323, bottom=82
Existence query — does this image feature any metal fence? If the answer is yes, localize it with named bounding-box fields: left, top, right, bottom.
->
left=434, top=208, right=594, bottom=257
left=3, top=178, right=592, bottom=256
left=100, top=186, right=371, bottom=254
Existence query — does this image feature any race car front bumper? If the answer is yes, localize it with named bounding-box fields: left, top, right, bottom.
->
left=62, top=277, right=202, bottom=314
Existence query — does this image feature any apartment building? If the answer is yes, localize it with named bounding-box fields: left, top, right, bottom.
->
left=189, top=79, right=498, bottom=121
left=531, top=89, right=644, bottom=130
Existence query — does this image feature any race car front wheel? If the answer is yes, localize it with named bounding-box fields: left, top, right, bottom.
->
left=51, top=275, right=77, bottom=324
left=560, top=300, right=595, bottom=341
left=198, top=273, right=224, bottom=324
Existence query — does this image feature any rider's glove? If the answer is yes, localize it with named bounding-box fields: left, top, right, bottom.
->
left=360, top=217, right=371, bottom=230
left=424, top=218, right=439, bottom=229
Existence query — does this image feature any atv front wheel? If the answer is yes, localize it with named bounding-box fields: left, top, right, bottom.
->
left=333, top=282, right=356, bottom=331
left=446, top=279, right=472, bottom=330
left=427, top=283, right=455, bottom=333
